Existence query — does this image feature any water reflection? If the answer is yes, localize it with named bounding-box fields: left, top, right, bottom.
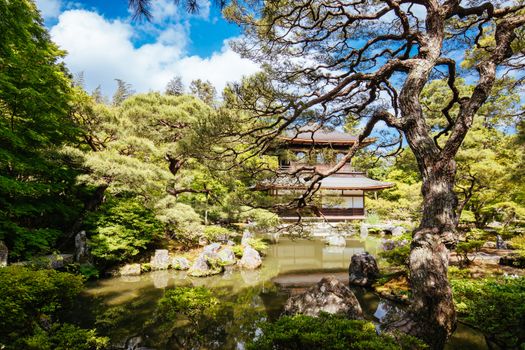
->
left=74, top=237, right=487, bottom=350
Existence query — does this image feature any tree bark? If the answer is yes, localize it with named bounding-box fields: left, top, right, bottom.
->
left=401, top=159, right=458, bottom=349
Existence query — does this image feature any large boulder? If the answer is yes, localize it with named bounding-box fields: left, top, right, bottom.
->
left=171, top=257, right=190, bottom=270
left=46, top=254, right=74, bottom=269
left=348, top=252, right=379, bottom=286
left=284, top=276, right=363, bottom=319
left=218, top=247, right=236, bottom=266
left=238, top=245, right=262, bottom=269
left=187, top=256, right=222, bottom=277
left=0, top=241, right=8, bottom=267
left=150, top=249, right=170, bottom=270
left=325, top=235, right=346, bottom=247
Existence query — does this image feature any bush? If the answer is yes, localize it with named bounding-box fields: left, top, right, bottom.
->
left=203, top=225, right=232, bottom=242
left=379, top=234, right=411, bottom=269
left=510, top=235, right=525, bottom=257
left=451, top=276, right=525, bottom=349
left=0, top=266, right=107, bottom=349
left=247, top=313, right=426, bottom=350
left=85, top=197, right=163, bottom=263
left=239, top=208, right=280, bottom=230
left=455, top=240, right=484, bottom=267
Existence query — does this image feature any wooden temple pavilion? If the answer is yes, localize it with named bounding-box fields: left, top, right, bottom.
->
left=259, top=128, right=393, bottom=221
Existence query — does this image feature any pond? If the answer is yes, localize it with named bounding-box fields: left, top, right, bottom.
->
left=71, top=237, right=488, bottom=349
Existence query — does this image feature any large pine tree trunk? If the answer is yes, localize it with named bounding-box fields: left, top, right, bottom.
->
left=406, top=159, right=458, bottom=349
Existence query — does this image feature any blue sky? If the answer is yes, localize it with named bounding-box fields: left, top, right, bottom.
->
left=35, top=0, right=259, bottom=97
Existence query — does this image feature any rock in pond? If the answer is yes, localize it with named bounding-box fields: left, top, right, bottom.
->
left=0, top=241, right=8, bottom=267
left=238, top=245, right=262, bottom=269
left=284, top=276, right=363, bottom=319
left=218, top=247, right=236, bottom=266
left=187, top=256, right=222, bottom=277
left=203, top=242, right=222, bottom=255
left=241, top=230, right=255, bottom=246
left=348, top=252, right=379, bottom=286
left=150, top=249, right=170, bottom=270
left=171, top=257, right=190, bottom=270
left=119, top=263, right=142, bottom=276
left=325, top=235, right=346, bottom=247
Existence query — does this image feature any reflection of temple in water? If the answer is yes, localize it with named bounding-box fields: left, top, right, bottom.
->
left=266, top=239, right=380, bottom=272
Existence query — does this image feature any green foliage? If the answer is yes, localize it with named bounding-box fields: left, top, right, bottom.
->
left=85, top=196, right=163, bottom=263
left=379, top=234, right=411, bottom=269
left=510, top=235, right=525, bottom=257
left=239, top=208, right=280, bottom=230
left=203, top=225, right=232, bottom=241
left=247, top=238, right=269, bottom=254
left=231, top=244, right=244, bottom=258
left=0, top=0, right=84, bottom=259
left=455, top=240, right=484, bottom=267
left=247, top=313, right=426, bottom=350
left=0, top=266, right=107, bottom=349
left=451, top=277, right=525, bottom=349
left=156, top=287, right=220, bottom=320
left=23, top=323, right=108, bottom=350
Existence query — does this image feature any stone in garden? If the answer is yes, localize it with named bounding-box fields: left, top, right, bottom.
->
left=150, top=249, right=170, bottom=270
left=496, top=235, right=508, bottom=249
left=325, top=234, right=346, bottom=247
left=171, top=256, right=190, bottom=270
left=284, top=276, right=363, bottom=319
left=0, top=241, right=8, bottom=267
left=46, top=253, right=73, bottom=269
left=348, top=252, right=380, bottom=286
left=241, top=229, right=255, bottom=246
left=74, top=231, right=90, bottom=263
left=203, top=242, right=221, bottom=254
left=226, top=240, right=235, bottom=246
left=238, top=245, right=262, bottom=269
left=198, top=236, right=208, bottom=246
left=391, top=226, right=405, bottom=237
left=119, top=263, right=142, bottom=276
left=187, top=256, right=222, bottom=277
left=217, top=247, right=236, bottom=265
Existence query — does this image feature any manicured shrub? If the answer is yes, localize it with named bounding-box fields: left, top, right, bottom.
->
left=451, top=276, right=525, bottom=349
left=247, top=313, right=426, bottom=350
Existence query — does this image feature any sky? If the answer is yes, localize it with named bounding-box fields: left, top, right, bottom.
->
left=34, top=0, right=259, bottom=97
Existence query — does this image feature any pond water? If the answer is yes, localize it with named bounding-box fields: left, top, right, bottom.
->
left=72, top=237, right=488, bottom=349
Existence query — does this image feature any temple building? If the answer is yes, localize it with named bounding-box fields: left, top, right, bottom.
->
left=259, top=128, right=393, bottom=221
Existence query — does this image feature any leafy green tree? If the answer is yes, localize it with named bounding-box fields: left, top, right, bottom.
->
left=189, top=79, right=217, bottom=106
left=0, top=0, right=84, bottom=259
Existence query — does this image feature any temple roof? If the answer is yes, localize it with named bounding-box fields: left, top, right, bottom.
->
left=259, top=173, right=393, bottom=191
left=279, top=128, right=374, bottom=146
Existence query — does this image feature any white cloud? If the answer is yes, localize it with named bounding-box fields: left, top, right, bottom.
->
left=49, top=9, right=258, bottom=97
left=35, top=0, right=62, bottom=19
